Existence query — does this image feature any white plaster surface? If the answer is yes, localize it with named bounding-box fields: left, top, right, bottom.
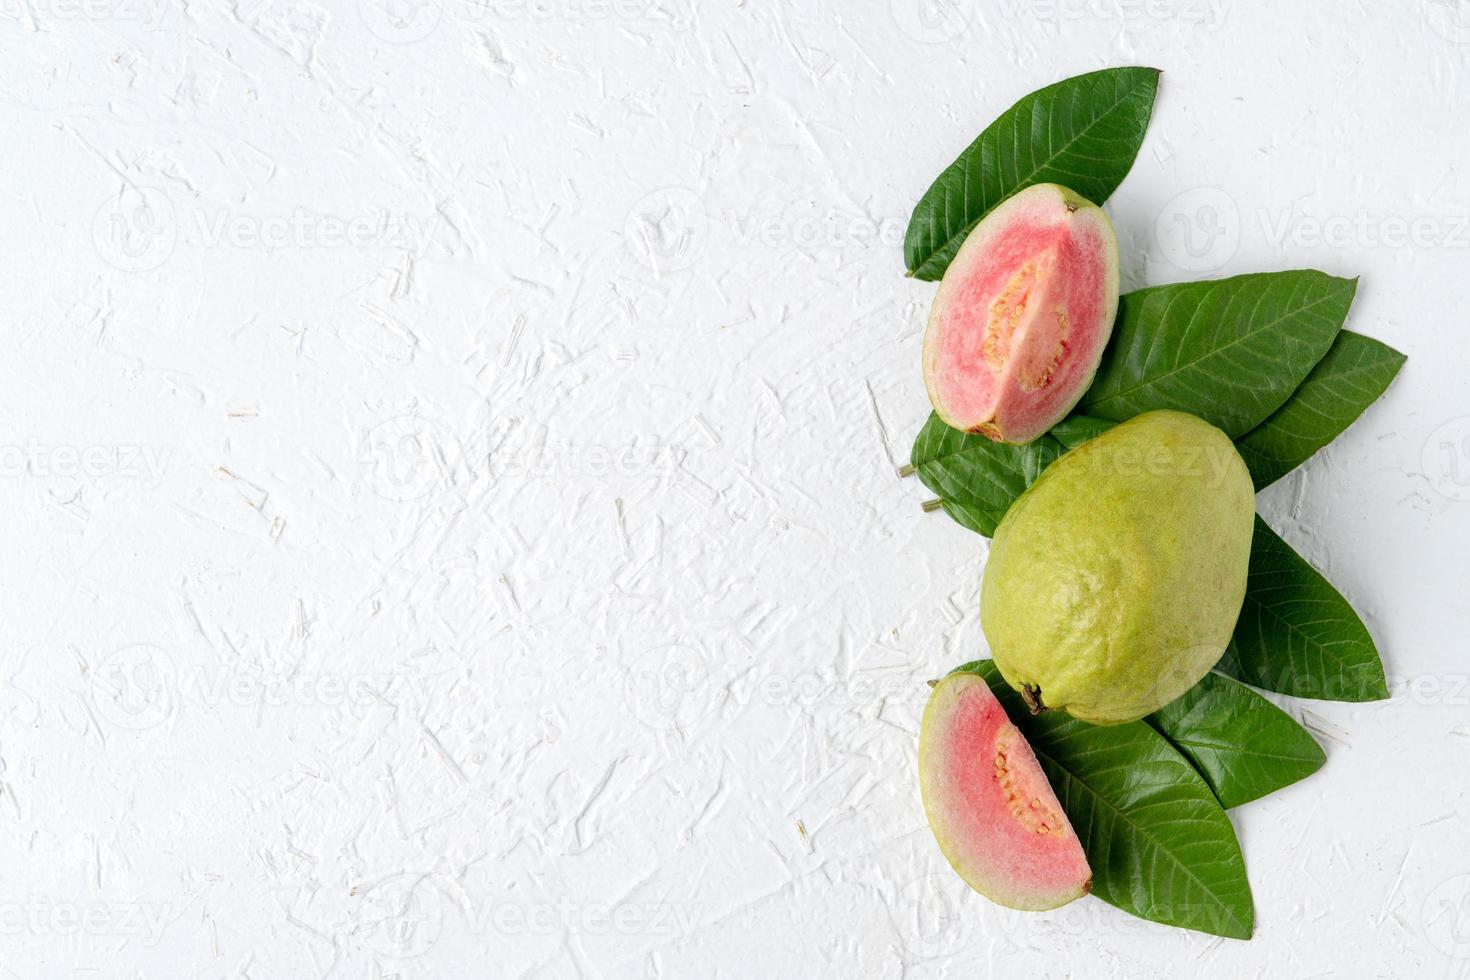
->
left=1, top=0, right=1468, bottom=976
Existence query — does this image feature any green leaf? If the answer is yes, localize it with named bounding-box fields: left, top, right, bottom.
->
left=1215, top=517, right=1388, bottom=701
left=910, top=413, right=1115, bottom=536
left=909, top=412, right=1065, bottom=536
left=903, top=67, right=1160, bottom=281
left=909, top=275, right=1380, bottom=536
left=1235, top=330, right=1406, bottom=489
left=1147, top=672, right=1325, bottom=809
left=1080, top=272, right=1357, bottom=437
left=1048, top=414, right=1118, bottom=449
left=956, top=660, right=1254, bottom=939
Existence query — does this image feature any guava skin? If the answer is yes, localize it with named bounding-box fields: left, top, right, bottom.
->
left=981, top=410, right=1255, bottom=726
left=919, top=671, right=1092, bottom=911
left=922, top=183, right=1120, bottom=445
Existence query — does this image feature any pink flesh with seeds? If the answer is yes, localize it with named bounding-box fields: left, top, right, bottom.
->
left=920, top=673, right=1091, bottom=910
left=923, top=185, right=1117, bottom=443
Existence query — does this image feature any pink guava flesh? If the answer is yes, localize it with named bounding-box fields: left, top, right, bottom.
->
left=922, top=183, right=1120, bottom=444
left=919, top=671, right=1091, bottom=911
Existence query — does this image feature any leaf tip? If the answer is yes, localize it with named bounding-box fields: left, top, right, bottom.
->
left=1307, top=739, right=1328, bottom=772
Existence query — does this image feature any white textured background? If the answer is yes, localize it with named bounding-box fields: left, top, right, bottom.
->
left=2, top=0, right=1468, bottom=976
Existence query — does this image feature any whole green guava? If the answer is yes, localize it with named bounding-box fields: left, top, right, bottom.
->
left=981, top=410, right=1255, bottom=725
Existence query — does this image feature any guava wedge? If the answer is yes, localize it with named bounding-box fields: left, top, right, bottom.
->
left=982, top=410, right=1255, bottom=726
left=922, top=183, right=1119, bottom=444
left=919, top=670, right=1091, bottom=911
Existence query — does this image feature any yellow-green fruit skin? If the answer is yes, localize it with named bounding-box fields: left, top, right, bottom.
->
left=981, top=410, right=1255, bottom=725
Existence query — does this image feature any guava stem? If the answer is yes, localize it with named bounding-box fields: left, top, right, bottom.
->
left=920, top=498, right=943, bottom=513
left=897, top=463, right=916, bottom=478
left=1020, top=684, right=1046, bottom=715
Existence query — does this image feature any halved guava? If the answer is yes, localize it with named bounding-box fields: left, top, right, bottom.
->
left=921, top=183, right=1119, bottom=444
left=919, top=670, right=1091, bottom=911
